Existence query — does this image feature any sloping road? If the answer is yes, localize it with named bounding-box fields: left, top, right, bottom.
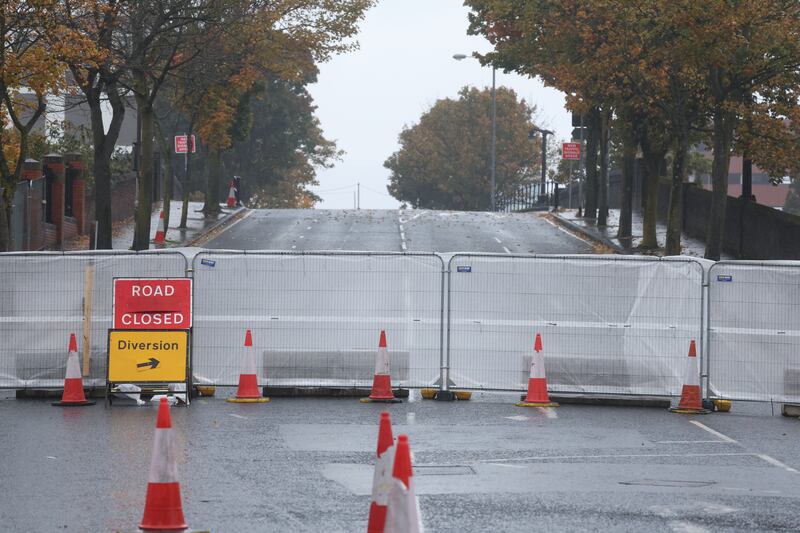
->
left=204, top=208, right=593, bottom=253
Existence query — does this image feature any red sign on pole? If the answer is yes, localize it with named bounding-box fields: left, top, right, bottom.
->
left=113, top=278, right=193, bottom=329
left=174, top=135, right=196, bottom=154
left=562, top=142, right=581, bottom=160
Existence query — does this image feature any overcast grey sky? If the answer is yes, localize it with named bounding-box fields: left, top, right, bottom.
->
left=307, top=0, right=570, bottom=209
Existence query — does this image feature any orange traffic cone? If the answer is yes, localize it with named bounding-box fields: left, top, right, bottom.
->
left=517, top=333, right=558, bottom=407
left=670, top=340, right=710, bottom=414
left=227, top=329, right=269, bottom=403
left=226, top=181, right=236, bottom=208
left=367, top=412, right=396, bottom=533
left=361, top=330, right=401, bottom=403
left=140, top=397, right=188, bottom=531
left=52, top=333, right=95, bottom=406
left=384, top=435, right=422, bottom=533
left=154, top=210, right=166, bottom=244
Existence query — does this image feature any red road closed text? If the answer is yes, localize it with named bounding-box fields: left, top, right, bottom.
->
left=114, top=278, right=192, bottom=330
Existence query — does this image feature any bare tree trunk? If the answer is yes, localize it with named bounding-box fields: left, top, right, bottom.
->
left=203, top=148, right=222, bottom=216
left=705, top=106, right=735, bottom=260
left=584, top=108, right=600, bottom=220
left=0, top=188, right=10, bottom=252
left=132, top=87, right=155, bottom=251
left=617, top=113, right=637, bottom=247
left=640, top=128, right=664, bottom=250
left=598, top=109, right=610, bottom=226
left=666, top=133, right=688, bottom=255
left=154, top=117, right=173, bottom=231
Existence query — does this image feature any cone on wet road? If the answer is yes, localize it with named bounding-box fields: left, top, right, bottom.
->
left=140, top=397, right=188, bottom=531
left=670, top=340, right=710, bottom=414
left=361, top=331, right=401, bottom=403
left=52, top=333, right=95, bottom=407
left=154, top=210, right=166, bottom=244
left=227, top=329, right=269, bottom=403
left=384, top=435, right=422, bottom=533
left=516, top=333, right=558, bottom=407
left=367, top=412, right=396, bottom=533
left=226, top=181, right=237, bottom=208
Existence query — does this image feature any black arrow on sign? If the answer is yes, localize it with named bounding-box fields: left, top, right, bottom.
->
left=137, top=357, right=160, bottom=370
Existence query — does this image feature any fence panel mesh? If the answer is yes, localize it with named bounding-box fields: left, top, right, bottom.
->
left=708, top=261, right=800, bottom=402
left=0, top=251, right=188, bottom=388
left=191, top=252, right=443, bottom=388
left=446, top=254, right=705, bottom=395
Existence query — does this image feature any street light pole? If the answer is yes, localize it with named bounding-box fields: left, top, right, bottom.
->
left=454, top=53, right=496, bottom=211
left=530, top=127, right=554, bottom=204
left=490, top=66, right=496, bottom=212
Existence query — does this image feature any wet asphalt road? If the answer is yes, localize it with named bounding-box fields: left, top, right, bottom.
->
left=202, top=209, right=594, bottom=253
left=2, top=391, right=799, bottom=532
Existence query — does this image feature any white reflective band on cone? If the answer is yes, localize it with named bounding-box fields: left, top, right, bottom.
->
left=148, top=429, right=179, bottom=483
left=385, top=478, right=423, bottom=533
left=372, top=445, right=396, bottom=506
left=375, top=346, right=390, bottom=375
left=241, top=346, right=257, bottom=375
left=529, top=351, right=546, bottom=379
left=65, top=352, right=82, bottom=379
left=684, top=356, right=700, bottom=387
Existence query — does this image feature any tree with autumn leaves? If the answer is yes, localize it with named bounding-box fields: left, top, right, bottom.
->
left=466, top=0, right=800, bottom=259
left=0, top=0, right=372, bottom=251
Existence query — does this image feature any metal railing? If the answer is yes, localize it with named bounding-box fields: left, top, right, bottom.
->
left=1, top=248, right=798, bottom=405
left=0, top=251, right=188, bottom=388
left=707, top=261, right=800, bottom=403
left=445, top=254, right=705, bottom=396
left=191, top=251, right=445, bottom=388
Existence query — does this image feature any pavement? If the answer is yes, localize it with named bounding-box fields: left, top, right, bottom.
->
left=553, top=208, right=733, bottom=259
left=1, top=390, right=799, bottom=532
left=203, top=208, right=595, bottom=254
left=65, top=202, right=244, bottom=251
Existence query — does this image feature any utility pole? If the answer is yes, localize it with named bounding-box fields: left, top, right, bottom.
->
left=490, top=66, right=496, bottom=212
left=357, top=182, right=361, bottom=210
left=530, top=127, right=554, bottom=205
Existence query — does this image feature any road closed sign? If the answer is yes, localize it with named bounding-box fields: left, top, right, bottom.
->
left=113, top=278, right=192, bottom=329
left=108, top=330, right=188, bottom=383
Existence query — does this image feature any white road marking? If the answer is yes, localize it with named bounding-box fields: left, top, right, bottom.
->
left=537, top=407, right=558, bottom=419
left=504, top=415, right=529, bottom=421
left=299, top=235, right=304, bottom=239
left=489, top=463, right=527, bottom=469
left=494, top=236, right=502, bottom=244
left=689, top=421, right=738, bottom=443
left=291, top=245, right=296, bottom=249
left=477, top=452, right=755, bottom=463
left=656, top=440, right=728, bottom=444
left=229, top=413, right=247, bottom=420
left=668, top=520, right=711, bottom=533
left=306, top=226, right=311, bottom=230
left=542, top=215, right=596, bottom=246
left=756, top=453, right=798, bottom=473
left=503, top=246, right=512, bottom=254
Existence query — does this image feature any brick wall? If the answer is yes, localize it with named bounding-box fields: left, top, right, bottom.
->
left=84, top=174, right=137, bottom=225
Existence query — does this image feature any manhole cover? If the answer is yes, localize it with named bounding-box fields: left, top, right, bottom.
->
left=415, top=465, right=476, bottom=476
left=619, top=479, right=716, bottom=488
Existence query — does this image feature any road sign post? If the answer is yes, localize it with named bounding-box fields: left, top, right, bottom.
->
left=109, top=278, right=193, bottom=406
left=174, top=135, right=196, bottom=154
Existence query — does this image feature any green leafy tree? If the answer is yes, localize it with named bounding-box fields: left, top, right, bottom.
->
left=385, top=86, right=540, bottom=211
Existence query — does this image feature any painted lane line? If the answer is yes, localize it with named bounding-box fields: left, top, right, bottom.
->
left=488, top=463, right=527, bottom=469
left=756, top=453, right=799, bottom=473
left=668, top=520, right=710, bottom=533
left=656, top=440, right=729, bottom=444
left=689, top=421, right=738, bottom=443
left=542, top=215, right=595, bottom=246
left=477, top=452, right=755, bottom=463
left=229, top=413, right=247, bottom=420
left=504, top=415, right=529, bottom=421
left=291, top=245, right=297, bottom=249
left=494, top=236, right=502, bottom=244
left=401, top=242, right=407, bottom=251
left=537, top=407, right=558, bottom=419
left=306, top=226, right=311, bottom=230
left=299, top=235, right=304, bottom=239
left=503, top=246, right=512, bottom=254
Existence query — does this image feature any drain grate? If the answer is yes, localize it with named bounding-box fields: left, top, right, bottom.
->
left=415, top=465, right=476, bottom=476
left=619, top=479, right=716, bottom=488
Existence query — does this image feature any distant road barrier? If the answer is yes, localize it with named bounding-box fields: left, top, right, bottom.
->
left=1, top=249, right=799, bottom=404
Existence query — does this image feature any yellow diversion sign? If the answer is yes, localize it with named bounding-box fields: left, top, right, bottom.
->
left=108, top=330, right=188, bottom=382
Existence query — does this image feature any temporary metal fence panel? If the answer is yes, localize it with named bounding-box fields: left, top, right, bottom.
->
left=707, top=261, right=800, bottom=402
left=0, top=251, right=188, bottom=388
left=446, top=254, right=705, bottom=395
left=191, top=252, right=444, bottom=388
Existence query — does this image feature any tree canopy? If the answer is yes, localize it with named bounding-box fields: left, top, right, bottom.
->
left=386, top=86, right=540, bottom=211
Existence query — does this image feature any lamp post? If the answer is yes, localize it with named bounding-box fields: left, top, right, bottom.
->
left=454, top=53, right=496, bottom=212
left=529, top=127, right=553, bottom=204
